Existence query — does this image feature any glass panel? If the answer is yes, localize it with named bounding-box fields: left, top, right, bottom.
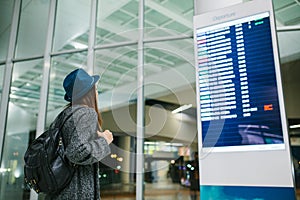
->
left=46, top=52, right=88, bottom=125
left=94, top=46, right=137, bottom=198
left=53, top=0, right=92, bottom=52
left=144, top=0, right=194, bottom=39
left=0, top=59, right=43, bottom=200
left=96, top=0, right=138, bottom=45
left=144, top=39, right=198, bottom=198
left=272, top=0, right=300, bottom=187
left=15, top=0, right=50, bottom=58
left=273, top=0, right=300, bottom=26
left=278, top=30, right=300, bottom=190
left=0, top=0, right=14, bottom=61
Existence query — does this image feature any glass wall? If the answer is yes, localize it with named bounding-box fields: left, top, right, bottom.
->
left=96, top=0, right=139, bottom=45
left=53, top=0, right=92, bottom=52
left=144, top=0, right=193, bottom=39
left=0, top=0, right=14, bottom=61
left=278, top=30, right=300, bottom=188
left=144, top=39, right=197, bottom=196
left=46, top=53, right=87, bottom=125
left=273, top=0, right=300, bottom=188
left=15, top=0, right=50, bottom=58
left=0, top=59, right=43, bottom=200
left=95, top=46, right=138, bottom=196
left=0, top=0, right=299, bottom=200
left=143, top=0, right=195, bottom=196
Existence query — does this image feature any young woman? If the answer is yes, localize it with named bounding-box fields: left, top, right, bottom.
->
left=46, top=68, right=113, bottom=200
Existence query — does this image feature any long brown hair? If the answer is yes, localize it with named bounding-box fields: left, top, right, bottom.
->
left=68, top=85, right=103, bottom=128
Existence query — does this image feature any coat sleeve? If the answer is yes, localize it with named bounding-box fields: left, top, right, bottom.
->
left=64, top=108, right=111, bottom=165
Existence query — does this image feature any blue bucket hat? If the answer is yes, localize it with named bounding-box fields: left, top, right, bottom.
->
left=63, top=68, right=100, bottom=102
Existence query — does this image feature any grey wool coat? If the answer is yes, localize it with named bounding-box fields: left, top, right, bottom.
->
left=45, top=105, right=111, bottom=200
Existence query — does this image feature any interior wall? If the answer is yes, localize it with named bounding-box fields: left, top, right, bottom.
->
left=281, top=59, right=300, bottom=119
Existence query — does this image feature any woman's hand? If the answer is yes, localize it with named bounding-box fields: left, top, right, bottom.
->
left=97, top=130, right=113, bottom=144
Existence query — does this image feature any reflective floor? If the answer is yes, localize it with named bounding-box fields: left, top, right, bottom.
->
left=101, top=179, right=195, bottom=200
left=101, top=179, right=300, bottom=200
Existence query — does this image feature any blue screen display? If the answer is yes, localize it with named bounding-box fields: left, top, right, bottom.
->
left=200, top=185, right=296, bottom=200
left=196, top=13, right=284, bottom=149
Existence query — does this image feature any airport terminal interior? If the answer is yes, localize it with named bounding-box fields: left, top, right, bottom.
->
left=0, top=0, right=299, bottom=199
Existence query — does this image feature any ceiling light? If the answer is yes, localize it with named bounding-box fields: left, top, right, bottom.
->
left=144, top=141, right=157, bottom=145
left=164, top=142, right=183, bottom=146
left=290, top=124, right=300, bottom=129
left=71, top=42, right=88, bottom=49
left=172, top=104, right=192, bottom=114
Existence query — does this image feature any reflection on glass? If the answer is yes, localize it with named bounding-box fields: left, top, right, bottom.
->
left=46, top=53, right=87, bottom=126
left=143, top=40, right=197, bottom=195
left=96, top=0, right=138, bottom=45
left=95, top=46, right=138, bottom=108
left=53, top=0, right=91, bottom=52
left=0, top=0, right=14, bottom=61
left=144, top=0, right=193, bottom=39
left=15, top=0, right=50, bottom=58
left=95, top=46, right=137, bottom=197
left=0, top=59, right=43, bottom=200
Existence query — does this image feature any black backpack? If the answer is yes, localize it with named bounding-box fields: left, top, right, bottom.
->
left=24, top=111, right=76, bottom=195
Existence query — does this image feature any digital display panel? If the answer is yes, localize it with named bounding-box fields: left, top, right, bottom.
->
left=196, top=12, right=285, bottom=151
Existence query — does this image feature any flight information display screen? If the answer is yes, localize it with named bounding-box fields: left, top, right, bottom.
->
left=196, top=12, right=285, bottom=151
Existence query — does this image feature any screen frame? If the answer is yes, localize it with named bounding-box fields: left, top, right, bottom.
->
left=193, top=0, right=295, bottom=189
left=194, top=0, right=289, bottom=153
